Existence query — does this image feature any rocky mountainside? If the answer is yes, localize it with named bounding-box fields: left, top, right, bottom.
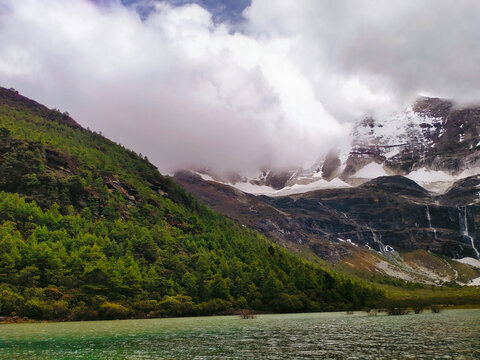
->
left=175, top=171, right=480, bottom=285
left=193, top=97, right=480, bottom=196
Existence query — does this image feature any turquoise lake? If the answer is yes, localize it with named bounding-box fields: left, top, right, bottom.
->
left=1, top=309, right=479, bottom=359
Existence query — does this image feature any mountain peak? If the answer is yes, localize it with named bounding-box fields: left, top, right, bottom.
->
left=0, top=87, right=84, bottom=131
left=412, top=96, right=454, bottom=118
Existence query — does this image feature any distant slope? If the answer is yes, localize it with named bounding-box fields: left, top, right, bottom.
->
left=0, top=87, right=383, bottom=320
left=175, top=171, right=480, bottom=285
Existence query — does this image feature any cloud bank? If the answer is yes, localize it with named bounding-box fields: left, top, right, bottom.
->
left=0, top=0, right=479, bottom=174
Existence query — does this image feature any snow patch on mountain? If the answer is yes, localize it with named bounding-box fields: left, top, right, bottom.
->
left=406, top=168, right=459, bottom=193
left=195, top=170, right=350, bottom=196
left=455, top=257, right=480, bottom=268
left=232, top=177, right=350, bottom=196
left=353, top=106, right=443, bottom=149
left=272, top=178, right=351, bottom=196
left=469, top=277, right=480, bottom=286
left=353, top=162, right=388, bottom=178
left=405, top=168, right=480, bottom=193
left=231, top=182, right=277, bottom=195
left=196, top=172, right=217, bottom=182
left=406, top=168, right=457, bottom=183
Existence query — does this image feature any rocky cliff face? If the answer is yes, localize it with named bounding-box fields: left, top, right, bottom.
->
left=270, top=176, right=480, bottom=259
left=176, top=172, right=480, bottom=260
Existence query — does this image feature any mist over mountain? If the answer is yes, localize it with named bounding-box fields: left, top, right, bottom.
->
left=187, top=97, right=480, bottom=196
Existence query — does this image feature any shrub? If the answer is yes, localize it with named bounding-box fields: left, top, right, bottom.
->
left=98, top=302, right=132, bottom=320
left=23, top=299, right=49, bottom=319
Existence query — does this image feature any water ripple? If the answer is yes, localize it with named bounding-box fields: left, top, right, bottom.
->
left=0, top=310, right=479, bottom=359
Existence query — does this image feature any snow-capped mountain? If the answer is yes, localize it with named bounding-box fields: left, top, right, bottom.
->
left=174, top=97, right=480, bottom=284
left=339, top=97, right=480, bottom=191
left=192, top=97, right=480, bottom=195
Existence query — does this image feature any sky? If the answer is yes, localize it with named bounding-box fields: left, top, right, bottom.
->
left=0, top=0, right=480, bottom=174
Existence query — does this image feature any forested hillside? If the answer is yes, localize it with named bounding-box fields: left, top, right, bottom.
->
left=0, top=87, right=383, bottom=320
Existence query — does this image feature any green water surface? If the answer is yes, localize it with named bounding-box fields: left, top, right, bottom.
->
left=1, top=309, right=479, bottom=359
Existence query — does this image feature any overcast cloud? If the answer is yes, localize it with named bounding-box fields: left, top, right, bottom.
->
left=0, top=0, right=479, bottom=174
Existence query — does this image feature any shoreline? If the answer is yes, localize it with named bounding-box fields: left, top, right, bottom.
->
left=2, top=305, right=480, bottom=325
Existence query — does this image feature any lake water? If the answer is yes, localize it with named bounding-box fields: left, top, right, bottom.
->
left=1, top=309, right=479, bottom=359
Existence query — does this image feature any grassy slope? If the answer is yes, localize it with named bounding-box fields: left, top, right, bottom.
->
left=322, top=248, right=480, bottom=308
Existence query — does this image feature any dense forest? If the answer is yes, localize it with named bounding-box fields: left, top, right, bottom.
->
left=0, top=87, right=383, bottom=320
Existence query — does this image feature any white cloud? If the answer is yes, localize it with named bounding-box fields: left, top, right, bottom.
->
left=245, top=0, right=480, bottom=117
left=0, top=0, right=343, bottom=174
left=0, top=0, right=479, bottom=175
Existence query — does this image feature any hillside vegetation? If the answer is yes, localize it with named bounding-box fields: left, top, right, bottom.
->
left=0, top=87, right=383, bottom=320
